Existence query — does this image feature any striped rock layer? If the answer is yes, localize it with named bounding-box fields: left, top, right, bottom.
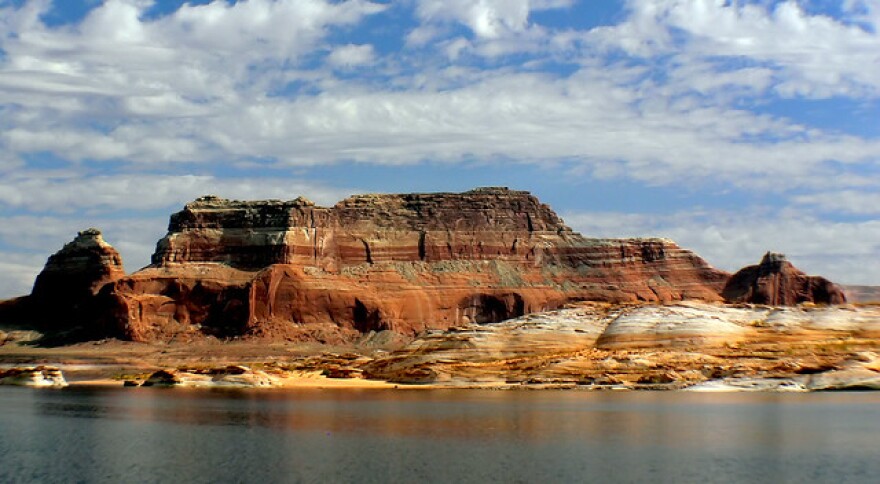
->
left=102, top=188, right=729, bottom=341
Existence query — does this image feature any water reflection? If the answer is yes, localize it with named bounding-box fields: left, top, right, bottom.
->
left=2, top=387, right=880, bottom=483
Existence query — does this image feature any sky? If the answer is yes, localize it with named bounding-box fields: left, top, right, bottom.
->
left=0, top=0, right=878, bottom=298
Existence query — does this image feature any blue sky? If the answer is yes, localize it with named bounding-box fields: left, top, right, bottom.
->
left=0, top=0, right=879, bottom=297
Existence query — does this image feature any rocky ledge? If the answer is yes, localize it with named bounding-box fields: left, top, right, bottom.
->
left=0, top=366, right=68, bottom=387
left=140, top=365, right=280, bottom=388
left=360, top=302, right=880, bottom=390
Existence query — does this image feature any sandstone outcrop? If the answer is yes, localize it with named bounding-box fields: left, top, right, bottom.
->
left=0, top=229, right=126, bottom=337
left=0, top=366, right=68, bottom=387
left=361, top=302, right=880, bottom=388
left=4, top=189, right=856, bottom=345
left=31, top=228, right=125, bottom=302
left=103, top=188, right=729, bottom=341
left=723, top=252, right=846, bottom=305
left=140, top=365, right=279, bottom=388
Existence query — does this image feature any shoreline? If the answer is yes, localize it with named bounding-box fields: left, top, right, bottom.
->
left=12, top=366, right=880, bottom=393
left=5, top=303, right=880, bottom=393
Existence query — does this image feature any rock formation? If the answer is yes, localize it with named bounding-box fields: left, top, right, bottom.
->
left=31, top=228, right=125, bottom=304
left=361, top=302, right=880, bottom=389
left=722, top=252, right=846, bottom=305
left=100, top=188, right=730, bottom=342
left=140, top=365, right=279, bottom=388
left=4, top=190, right=855, bottom=344
left=0, top=229, right=126, bottom=337
left=0, top=366, right=68, bottom=387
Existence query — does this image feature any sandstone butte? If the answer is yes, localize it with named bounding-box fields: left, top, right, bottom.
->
left=0, top=187, right=848, bottom=344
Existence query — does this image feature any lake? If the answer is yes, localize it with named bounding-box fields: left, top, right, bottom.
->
left=1, top=387, right=879, bottom=483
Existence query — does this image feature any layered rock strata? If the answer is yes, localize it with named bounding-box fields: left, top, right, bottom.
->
left=723, top=252, right=846, bottom=305
left=103, top=188, right=730, bottom=341
left=31, top=228, right=125, bottom=302
left=140, top=366, right=279, bottom=388
left=2, top=229, right=126, bottom=336
left=361, top=302, right=880, bottom=388
left=0, top=366, right=68, bottom=387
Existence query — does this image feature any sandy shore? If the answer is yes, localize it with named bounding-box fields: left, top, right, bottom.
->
left=0, top=338, right=429, bottom=389
left=65, top=375, right=417, bottom=389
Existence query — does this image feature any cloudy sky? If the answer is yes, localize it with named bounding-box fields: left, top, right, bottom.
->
left=0, top=0, right=878, bottom=298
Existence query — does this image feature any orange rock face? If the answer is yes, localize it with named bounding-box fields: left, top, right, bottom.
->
left=100, top=188, right=729, bottom=342
left=722, top=252, right=846, bottom=305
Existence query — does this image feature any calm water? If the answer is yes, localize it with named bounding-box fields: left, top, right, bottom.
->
left=1, top=387, right=879, bottom=483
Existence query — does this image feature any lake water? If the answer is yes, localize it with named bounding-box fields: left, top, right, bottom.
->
left=1, top=387, right=879, bottom=483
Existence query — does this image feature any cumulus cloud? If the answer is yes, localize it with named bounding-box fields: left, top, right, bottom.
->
left=415, top=0, right=533, bottom=39
left=590, top=0, right=880, bottom=98
left=1, top=0, right=876, bottom=185
left=326, top=44, right=376, bottom=67
left=411, top=0, right=573, bottom=56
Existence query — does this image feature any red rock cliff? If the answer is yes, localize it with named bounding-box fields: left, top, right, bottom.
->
left=722, top=252, right=846, bottom=305
left=9, top=229, right=126, bottom=336
left=103, top=188, right=730, bottom=342
left=32, top=228, right=125, bottom=301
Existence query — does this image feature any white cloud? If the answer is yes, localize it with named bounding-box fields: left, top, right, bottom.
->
left=0, top=0, right=387, bottom=106
left=1, top=0, right=876, bottom=188
left=201, top=71, right=880, bottom=190
left=792, top=190, right=880, bottom=216
left=412, top=0, right=572, bottom=56
left=327, top=44, right=375, bottom=67
left=415, top=0, right=533, bottom=39
left=591, top=0, right=880, bottom=98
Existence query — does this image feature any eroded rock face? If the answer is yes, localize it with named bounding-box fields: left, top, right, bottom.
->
left=32, top=228, right=125, bottom=301
left=105, top=188, right=730, bottom=341
left=722, top=252, right=846, bottom=305
left=361, top=302, right=880, bottom=387
left=0, top=366, right=68, bottom=387
left=11, top=229, right=126, bottom=335
left=140, top=366, right=279, bottom=388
